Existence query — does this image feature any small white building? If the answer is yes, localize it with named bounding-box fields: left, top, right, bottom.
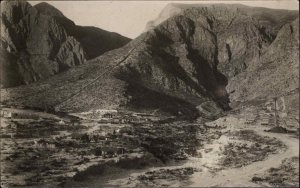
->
left=58, top=120, right=65, bottom=125
left=0, top=110, right=12, bottom=118
left=95, top=109, right=118, bottom=114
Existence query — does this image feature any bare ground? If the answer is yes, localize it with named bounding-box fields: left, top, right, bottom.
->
left=1, top=108, right=298, bottom=187
left=252, top=156, right=299, bottom=187
left=103, top=115, right=299, bottom=187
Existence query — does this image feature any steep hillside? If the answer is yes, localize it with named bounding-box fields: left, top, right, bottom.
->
left=0, top=1, right=130, bottom=88
left=145, top=3, right=298, bottom=35
left=227, top=18, right=299, bottom=112
left=1, top=4, right=298, bottom=118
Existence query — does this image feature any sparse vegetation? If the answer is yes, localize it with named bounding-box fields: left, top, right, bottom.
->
left=0, top=109, right=206, bottom=187
left=252, top=157, right=299, bottom=187
left=220, top=130, right=286, bottom=168
left=1, top=2, right=299, bottom=187
left=133, top=167, right=199, bottom=187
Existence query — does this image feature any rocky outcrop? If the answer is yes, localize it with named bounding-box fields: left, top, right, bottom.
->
left=0, top=1, right=130, bottom=88
left=55, top=37, right=85, bottom=70
left=227, top=18, right=299, bottom=104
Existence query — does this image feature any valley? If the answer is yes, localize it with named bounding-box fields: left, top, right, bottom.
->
left=1, top=103, right=298, bottom=187
left=1, top=1, right=299, bottom=187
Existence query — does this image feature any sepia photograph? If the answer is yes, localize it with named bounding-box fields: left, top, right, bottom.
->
left=0, top=0, right=299, bottom=187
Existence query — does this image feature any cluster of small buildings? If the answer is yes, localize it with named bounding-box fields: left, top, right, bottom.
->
left=0, top=109, right=39, bottom=120
left=79, top=109, right=162, bottom=124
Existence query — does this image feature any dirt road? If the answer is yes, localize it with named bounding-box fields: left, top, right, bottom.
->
left=189, top=125, right=299, bottom=187
left=105, top=116, right=299, bottom=187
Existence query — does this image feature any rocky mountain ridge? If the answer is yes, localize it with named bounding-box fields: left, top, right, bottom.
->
left=0, top=1, right=130, bottom=88
left=1, top=4, right=298, bottom=118
left=145, top=3, right=298, bottom=34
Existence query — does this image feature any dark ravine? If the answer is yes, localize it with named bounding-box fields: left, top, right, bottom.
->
left=0, top=1, right=130, bottom=88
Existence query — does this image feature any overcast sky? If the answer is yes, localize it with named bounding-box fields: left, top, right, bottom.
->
left=29, top=0, right=299, bottom=38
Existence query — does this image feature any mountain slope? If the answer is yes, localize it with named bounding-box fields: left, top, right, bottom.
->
left=1, top=4, right=298, bottom=118
left=145, top=3, right=298, bottom=35
left=227, top=18, right=299, bottom=111
left=0, top=1, right=130, bottom=88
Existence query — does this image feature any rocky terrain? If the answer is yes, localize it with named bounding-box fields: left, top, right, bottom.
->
left=1, top=1, right=130, bottom=88
left=252, top=156, right=299, bottom=187
left=1, top=4, right=298, bottom=119
left=0, top=2, right=299, bottom=187
left=0, top=108, right=205, bottom=187
left=145, top=3, right=298, bottom=33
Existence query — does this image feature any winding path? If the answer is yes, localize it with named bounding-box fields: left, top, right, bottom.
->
left=189, top=125, right=299, bottom=187
left=106, top=117, right=299, bottom=187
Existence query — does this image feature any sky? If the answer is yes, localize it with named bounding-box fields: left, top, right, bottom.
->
left=29, top=0, right=299, bottom=38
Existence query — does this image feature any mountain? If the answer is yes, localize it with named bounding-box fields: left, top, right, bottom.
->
left=227, top=18, right=299, bottom=116
left=145, top=3, right=298, bottom=33
left=1, top=4, right=298, bottom=119
left=0, top=1, right=130, bottom=88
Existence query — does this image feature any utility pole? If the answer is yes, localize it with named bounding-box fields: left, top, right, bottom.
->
left=274, top=97, right=278, bottom=127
